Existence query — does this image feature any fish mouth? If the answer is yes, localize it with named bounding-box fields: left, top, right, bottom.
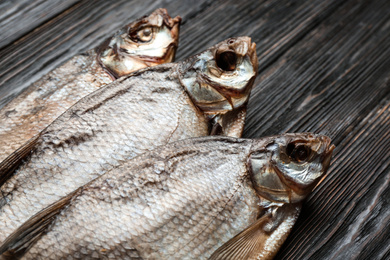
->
left=247, top=40, right=258, bottom=74
left=164, top=15, right=181, bottom=43
left=156, top=8, right=181, bottom=51
left=320, top=140, right=335, bottom=179
left=154, top=8, right=182, bottom=29
left=198, top=37, right=258, bottom=112
left=325, top=142, right=336, bottom=157
left=315, top=135, right=335, bottom=171
left=223, top=36, right=258, bottom=73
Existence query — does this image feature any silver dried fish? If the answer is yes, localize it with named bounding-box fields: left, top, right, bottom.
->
left=0, top=37, right=258, bottom=243
left=0, top=133, right=334, bottom=259
left=0, top=8, right=181, bottom=162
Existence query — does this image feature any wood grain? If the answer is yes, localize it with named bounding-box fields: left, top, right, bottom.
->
left=0, top=0, right=214, bottom=106
left=245, top=0, right=390, bottom=141
left=0, top=0, right=80, bottom=49
left=277, top=101, right=390, bottom=259
left=0, top=0, right=343, bottom=107
left=0, top=0, right=389, bottom=259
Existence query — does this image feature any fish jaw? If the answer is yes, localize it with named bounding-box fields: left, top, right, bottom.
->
left=178, top=37, right=258, bottom=116
left=248, top=133, right=334, bottom=204
left=97, top=8, right=181, bottom=78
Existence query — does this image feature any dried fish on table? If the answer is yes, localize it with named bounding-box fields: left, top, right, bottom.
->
left=0, top=8, right=181, bottom=162
left=0, top=133, right=334, bottom=259
left=0, top=37, right=258, bottom=243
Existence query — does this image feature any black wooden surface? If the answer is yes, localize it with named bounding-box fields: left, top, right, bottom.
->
left=0, top=0, right=389, bottom=259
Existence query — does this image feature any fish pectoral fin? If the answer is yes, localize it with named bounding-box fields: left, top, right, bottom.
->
left=0, top=134, right=40, bottom=187
left=209, top=212, right=273, bottom=260
left=209, top=203, right=301, bottom=260
left=221, top=106, right=247, bottom=138
left=0, top=189, right=79, bottom=257
left=208, top=106, right=246, bottom=137
left=210, top=121, right=223, bottom=135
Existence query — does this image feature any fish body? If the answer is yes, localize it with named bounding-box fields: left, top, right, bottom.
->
left=0, top=37, right=258, bottom=242
left=0, top=8, right=181, bottom=162
left=0, top=134, right=334, bottom=259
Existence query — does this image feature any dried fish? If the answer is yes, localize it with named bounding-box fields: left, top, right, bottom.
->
left=0, top=133, right=334, bottom=259
left=0, top=8, right=181, bottom=162
left=0, top=37, right=258, bottom=243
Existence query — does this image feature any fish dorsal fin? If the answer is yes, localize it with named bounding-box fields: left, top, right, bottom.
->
left=209, top=204, right=301, bottom=260
left=0, top=134, right=40, bottom=187
left=0, top=189, right=79, bottom=258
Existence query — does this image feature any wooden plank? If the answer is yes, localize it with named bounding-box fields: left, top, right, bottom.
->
left=244, top=0, right=390, bottom=142
left=0, top=0, right=214, bottom=107
left=0, top=0, right=343, bottom=107
left=235, top=0, right=390, bottom=258
left=176, top=0, right=344, bottom=68
left=0, top=0, right=80, bottom=49
left=0, top=0, right=389, bottom=259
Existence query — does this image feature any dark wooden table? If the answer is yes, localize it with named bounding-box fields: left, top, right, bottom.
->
left=0, top=0, right=389, bottom=259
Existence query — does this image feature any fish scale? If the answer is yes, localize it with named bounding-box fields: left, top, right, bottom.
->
left=0, top=65, right=208, bottom=242
left=0, top=50, right=112, bottom=162
left=0, top=8, right=181, bottom=162
left=1, top=133, right=334, bottom=259
left=0, top=37, right=258, bottom=244
left=24, top=139, right=255, bottom=260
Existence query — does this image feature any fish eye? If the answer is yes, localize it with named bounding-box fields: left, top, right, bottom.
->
left=286, top=143, right=310, bottom=163
left=295, top=145, right=309, bottom=162
left=129, top=26, right=154, bottom=43
left=216, top=51, right=237, bottom=71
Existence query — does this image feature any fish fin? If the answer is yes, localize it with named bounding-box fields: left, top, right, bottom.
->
left=221, top=106, right=247, bottom=138
left=209, top=204, right=301, bottom=260
left=210, top=122, right=223, bottom=136
left=0, top=189, right=80, bottom=257
left=208, top=106, right=246, bottom=137
left=0, top=134, right=40, bottom=187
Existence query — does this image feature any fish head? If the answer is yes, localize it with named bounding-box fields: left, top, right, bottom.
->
left=98, top=8, right=181, bottom=78
left=249, top=133, right=335, bottom=203
left=179, top=37, right=258, bottom=115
